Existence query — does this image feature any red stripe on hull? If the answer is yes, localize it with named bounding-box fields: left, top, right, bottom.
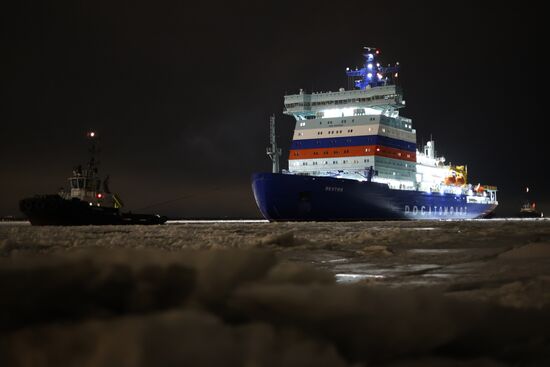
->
left=289, top=145, right=416, bottom=162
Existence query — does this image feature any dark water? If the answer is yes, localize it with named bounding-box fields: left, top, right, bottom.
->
left=1, top=219, right=550, bottom=366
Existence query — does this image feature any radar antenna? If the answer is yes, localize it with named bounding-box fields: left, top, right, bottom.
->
left=346, top=47, right=400, bottom=90
left=266, top=115, right=282, bottom=173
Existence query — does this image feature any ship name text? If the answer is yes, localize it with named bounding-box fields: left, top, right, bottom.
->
left=404, top=205, right=468, bottom=216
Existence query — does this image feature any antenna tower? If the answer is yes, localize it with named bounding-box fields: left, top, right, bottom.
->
left=266, top=115, right=282, bottom=173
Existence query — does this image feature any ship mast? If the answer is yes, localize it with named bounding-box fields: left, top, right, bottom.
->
left=266, top=115, right=282, bottom=173
left=87, top=131, right=99, bottom=176
left=67, top=131, right=102, bottom=202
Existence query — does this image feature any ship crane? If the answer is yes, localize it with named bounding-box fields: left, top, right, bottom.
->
left=266, top=115, right=282, bottom=173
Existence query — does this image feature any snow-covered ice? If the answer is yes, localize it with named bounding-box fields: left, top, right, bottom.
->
left=1, top=219, right=549, bottom=366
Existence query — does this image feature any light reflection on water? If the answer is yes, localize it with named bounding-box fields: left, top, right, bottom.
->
left=320, top=258, right=349, bottom=263
left=336, top=273, right=385, bottom=283
left=407, top=249, right=467, bottom=254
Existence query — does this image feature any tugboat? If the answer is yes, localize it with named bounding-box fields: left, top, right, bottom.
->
left=518, top=187, right=543, bottom=218
left=19, top=132, right=168, bottom=225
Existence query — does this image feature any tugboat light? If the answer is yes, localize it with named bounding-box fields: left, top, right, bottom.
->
left=88, top=131, right=96, bottom=138
left=97, top=193, right=103, bottom=199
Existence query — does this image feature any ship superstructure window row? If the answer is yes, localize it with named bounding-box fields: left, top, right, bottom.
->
left=291, top=136, right=416, bottom=151
left=284, top=94, right=398, bottom=109
left=299, top=116, right=387, bottom=130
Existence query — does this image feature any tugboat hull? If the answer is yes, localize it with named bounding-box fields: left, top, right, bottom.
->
left=20, top=195, right=167, bottom=226
left=517, top=210, right=542, bottom=219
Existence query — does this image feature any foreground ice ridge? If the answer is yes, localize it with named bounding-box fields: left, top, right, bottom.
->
left=1, top=247, right=549, bottom=367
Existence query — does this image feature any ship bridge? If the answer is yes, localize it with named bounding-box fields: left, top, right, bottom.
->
left=284, top=85, right=404, bottom=120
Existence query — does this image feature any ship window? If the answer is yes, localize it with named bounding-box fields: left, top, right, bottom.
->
left=77, top=178, right=84, bottom=189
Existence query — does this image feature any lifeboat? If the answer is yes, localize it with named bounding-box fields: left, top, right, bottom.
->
left=474, top=184, right=485, bottom=193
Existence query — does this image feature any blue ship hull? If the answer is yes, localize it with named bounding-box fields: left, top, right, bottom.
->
left=251, top=173, right=496, bottom=221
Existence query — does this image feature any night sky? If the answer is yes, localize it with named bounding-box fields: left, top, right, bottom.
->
left=1, top=1, right=544, bottom=218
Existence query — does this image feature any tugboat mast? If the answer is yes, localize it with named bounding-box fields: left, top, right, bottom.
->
left=87, top=131, right=100, bottom=175
left=266, top=115, right=282, bottom=173
left=67, top=131, right=102, bottom=203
